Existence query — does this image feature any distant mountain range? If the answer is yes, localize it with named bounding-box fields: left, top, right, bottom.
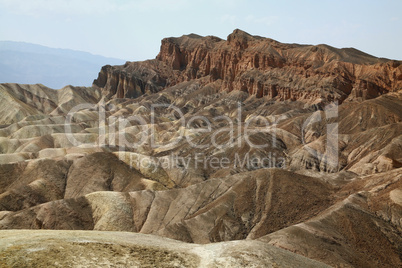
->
left=0, top=41, right=125, bottom=89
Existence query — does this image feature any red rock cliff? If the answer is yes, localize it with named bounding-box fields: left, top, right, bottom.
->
left=93, top=29, right=402, bottom=103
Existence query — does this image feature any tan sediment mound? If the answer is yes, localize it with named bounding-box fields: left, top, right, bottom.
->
left=0, top=230, right=330, bottom=267
left=0, top=83, right=101, bottom=125
left=0, top=30, right=401, bottom=267
left=258, top=168, right=402, bottom=268
left=0, top=169, right=334, bottom=240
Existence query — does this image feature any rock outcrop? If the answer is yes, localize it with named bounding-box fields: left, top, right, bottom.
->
left=0, top=30, right=401, bottom=267
left=94, top=29, right=402, bottom=104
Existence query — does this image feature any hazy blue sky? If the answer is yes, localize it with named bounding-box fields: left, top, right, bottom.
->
left=1, top=0, right=401, bottom=61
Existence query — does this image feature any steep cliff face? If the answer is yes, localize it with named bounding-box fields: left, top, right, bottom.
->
left=93, top=29, right=402, bottom=103
left=92, top=61, right=172, bottom=99
left=93, top=29, right=402, bottom=104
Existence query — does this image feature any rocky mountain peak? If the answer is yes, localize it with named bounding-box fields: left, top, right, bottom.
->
left=94, top=30, right=402, bottom=104
left=227, top=29, right=255, bottom=49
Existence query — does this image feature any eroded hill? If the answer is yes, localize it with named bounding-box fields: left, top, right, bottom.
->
left=0, top=30, right=401, bottom=267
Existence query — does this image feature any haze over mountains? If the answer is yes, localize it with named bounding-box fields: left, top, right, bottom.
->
left=0, top=30, right=401, bottom=267
left=0, top=41, right=124, bottom=89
